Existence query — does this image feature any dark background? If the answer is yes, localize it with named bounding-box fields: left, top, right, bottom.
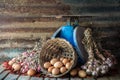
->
left=0, top=0, right=120, bottom=63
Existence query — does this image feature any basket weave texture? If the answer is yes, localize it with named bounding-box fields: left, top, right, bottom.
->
left=39, top=38, right=77, bottom=77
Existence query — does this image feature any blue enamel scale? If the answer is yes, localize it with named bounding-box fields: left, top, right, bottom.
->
left=51, top=21, right=88, bottom=64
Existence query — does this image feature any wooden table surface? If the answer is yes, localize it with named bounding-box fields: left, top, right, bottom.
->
left=0, top=64, right=120, bottom=80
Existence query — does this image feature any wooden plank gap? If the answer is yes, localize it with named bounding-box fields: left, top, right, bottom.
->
left=4, top=73, right=19, bottom=80
left=30, top=77, right=43, bottom=80
left=18, top=75, right=31, bottom=80
left=0, top=70, right=10, bottom=80
left=0, top=65, right=6, bottom=73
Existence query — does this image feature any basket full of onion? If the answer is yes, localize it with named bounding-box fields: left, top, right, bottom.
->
left=39, top=38, right=77, bottom=77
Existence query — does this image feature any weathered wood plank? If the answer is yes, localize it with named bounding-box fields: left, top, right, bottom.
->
left=0, top=70, right=10, bottom=80
left=0, top=32, right=52, bottom=40
left=62, top=0, right=120, bottom=5
left=44, top=77, right=57, bottom=80
left=70, top=77, right=82, bottom=80
left=0, top=2, right=119, bottom=8
left=0, top=0, right=57, bottom=4
left=4, top=73, right=19, bottom=80
left=0, top=27, right=57, bottom=33
left=57, top=77, right=70, bottom=80
left=97, top=77, right=109, bottom=80
left=109, top=75, right=120, bottom=80
left=0, top=65, right=5, bottom=73
left=84, top=78, right=96, bottom=80
left=18, top=75, right=30, bottom=80
left=0, top=5, right=70, bottom=15
left=30, top=77, right=43, bottom=80
left=0, top=21, right=120, bottom=30
left=0, top=22, right=64, bottom=29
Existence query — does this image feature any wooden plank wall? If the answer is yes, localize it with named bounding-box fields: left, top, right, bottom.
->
left=0, top=0, right=120, bottom=63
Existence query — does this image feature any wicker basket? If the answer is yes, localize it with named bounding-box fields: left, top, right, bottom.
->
left=39, top=38, right=77, bottom=77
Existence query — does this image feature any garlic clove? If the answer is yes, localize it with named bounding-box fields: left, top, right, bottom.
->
left=81, top=65, right=87, bottom=70
left=86, top=69, right=92, bottom=75
left=92, top=71, right=98, bottom=77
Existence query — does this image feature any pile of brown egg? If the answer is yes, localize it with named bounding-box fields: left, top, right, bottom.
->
left=43, top=58, right=73, bottom=75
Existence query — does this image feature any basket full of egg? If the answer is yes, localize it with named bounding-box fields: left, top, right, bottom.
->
left=39, top=38, right=77, bottom=77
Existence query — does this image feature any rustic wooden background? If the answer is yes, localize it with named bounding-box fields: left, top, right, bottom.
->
left=0, top=0, right=120, bottom=64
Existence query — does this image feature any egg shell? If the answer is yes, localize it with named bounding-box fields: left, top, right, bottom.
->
left=60, top=57, right=64, bottom=61
left=54, top=61, right=63, bottom=68
left=60, top=67, right=67, bottom=73
left=62, top=58, right=69, bottom=65
left=78, top=70, right=87, bottom=78
left=50, top=58, right=58, bottom=65
left=52, top=68, right=60, bottom=75
left=27, top=69, right=36, bottom=76
left=70, top=60, right=73, bottom=64
left=70, top=69, right=77, bottom=76
left=65, top=62, right=72, bottom=69
left=48, top=66, right=54, bottom=73
left=12, top=63, right=17, bottom=68
left=44, top=62, right=51, bottom=69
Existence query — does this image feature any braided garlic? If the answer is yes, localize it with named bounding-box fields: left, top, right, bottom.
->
left=81, top=28, right=116, bottom=77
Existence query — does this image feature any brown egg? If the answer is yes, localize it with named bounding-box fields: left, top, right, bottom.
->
left=27, top=69, right=36, bottom=76
left=70, top=60, right=73, bottom=64
left=60, top=57, right=64, bottom=61
left=62, top=58, right=69, bottom=65
left=44, top=62, right=51, bottom=69
left=50, top=58, right=58, bottom=65
left=78, top=70, right=87, bottom=78
left=65, top=62, right=72, bottom=69
left=12, top=63, right=21, bottom=71
left=8, top=60, right=14, bottom=66
left=54, top=61, right=63, bottom=68
left=12, top=63, right=17, bottom=68
left=70, top=69, right=77, bottom=76
left=48, top=66, right=54, bottom=73
left=52, top=68, right=60, bottom=75
left=60, top=67, right=67, bottom=73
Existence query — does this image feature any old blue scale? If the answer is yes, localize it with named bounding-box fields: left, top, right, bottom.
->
left=51, top=20, right=88, bottom=64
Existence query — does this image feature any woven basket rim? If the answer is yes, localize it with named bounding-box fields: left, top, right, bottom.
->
left=39, top=38, right=77, bottom=77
